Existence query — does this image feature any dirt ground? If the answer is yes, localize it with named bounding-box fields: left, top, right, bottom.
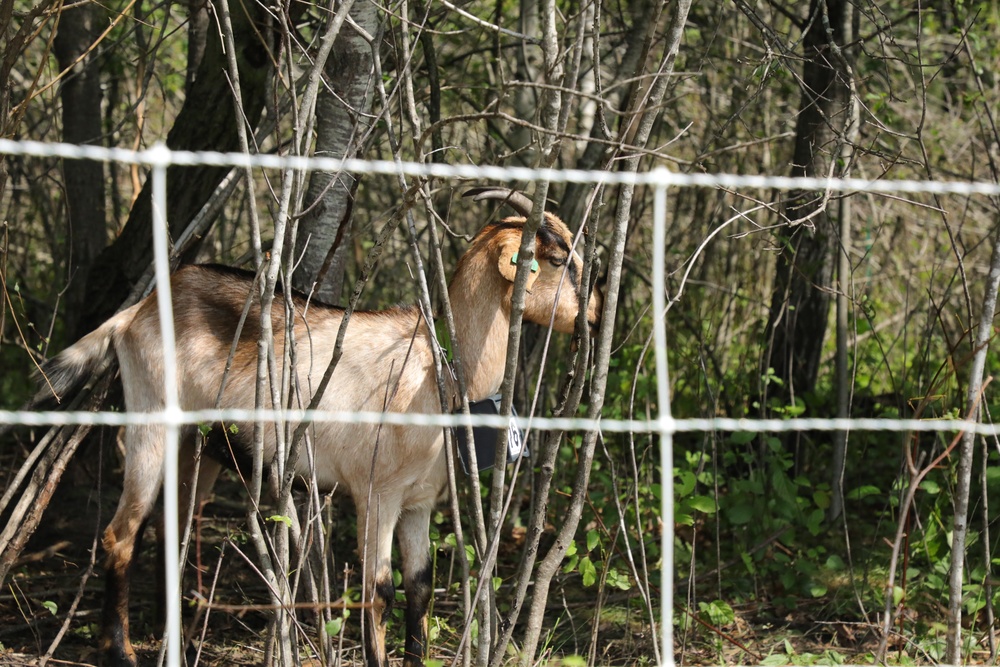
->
left=0, top=440, right=656, bottom=667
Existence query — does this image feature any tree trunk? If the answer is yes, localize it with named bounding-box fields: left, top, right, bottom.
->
left=77, top=0, right=272, bottom=335
left=0, top=0, right=13, bottom=194
left=762, top=0, right=850, bottom=402
left=0, top=0, right=59, bottom=192
left=506, top=0, right=540, bottom=166
left=54, top=1, right=108, bottom=336
left=184, top=0, right=210, bottom=90
left=291, top=2, right=379, bottom=303
left=946, top=219, right=1000, bottom=662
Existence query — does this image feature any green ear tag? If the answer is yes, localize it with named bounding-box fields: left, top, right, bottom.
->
left=510, top=252, right=539, bottom=272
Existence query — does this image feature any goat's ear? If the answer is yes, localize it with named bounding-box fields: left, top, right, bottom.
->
left=498, top=240, right=540, bottom=291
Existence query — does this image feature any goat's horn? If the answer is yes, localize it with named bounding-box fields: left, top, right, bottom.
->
left=463, top=187, right=534, bottom=218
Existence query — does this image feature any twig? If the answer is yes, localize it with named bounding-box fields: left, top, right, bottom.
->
left=681, top=605, right=763, bottom=662
left=878, top=377, right=994, bottom=661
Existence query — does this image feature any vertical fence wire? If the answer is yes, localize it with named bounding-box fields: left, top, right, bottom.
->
left=149, top=144, right=182, bottom=667
left=652, top=172, right=674, bottom=666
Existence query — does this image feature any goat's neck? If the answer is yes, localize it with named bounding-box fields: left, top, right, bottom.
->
left=448, top=264, right=510, bottom=402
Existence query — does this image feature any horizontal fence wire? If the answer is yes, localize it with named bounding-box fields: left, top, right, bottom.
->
left=4, top=138, right=999, bottom=667
left=4, top=138, right=1000, bottom=194
left=3, top=409, right=1000, bottom=436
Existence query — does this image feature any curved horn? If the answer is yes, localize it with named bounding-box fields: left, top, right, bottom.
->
left=462, top=187, right=534, bottom=218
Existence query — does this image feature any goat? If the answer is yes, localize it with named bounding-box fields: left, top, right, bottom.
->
left=33, top=187, right=602, bottom=667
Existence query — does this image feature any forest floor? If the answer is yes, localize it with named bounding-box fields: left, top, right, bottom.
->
left=0, top=439, right=657, bottom=667
left=3, top=440, right=994, bottom=666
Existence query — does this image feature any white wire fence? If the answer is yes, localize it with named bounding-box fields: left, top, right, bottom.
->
left=2, top=138, right=1000, bottom=665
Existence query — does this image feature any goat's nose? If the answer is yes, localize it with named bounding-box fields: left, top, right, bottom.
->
left=587, top=299, right=603, bottom=336
left=589, top=283, right=605, bottom=325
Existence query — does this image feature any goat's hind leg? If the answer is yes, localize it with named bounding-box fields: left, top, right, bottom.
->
left=102, top=424, right=166, bottom=667
left=397, top=506, right=434, bottom=667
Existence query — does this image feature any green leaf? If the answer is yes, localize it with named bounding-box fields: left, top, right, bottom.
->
left=561, top=656, right=587, bottom=667
left=806, top=508, right=825, bottom=536
left=42, top=600, right=58, bottom=616
left=492, top=576, right=502, bottom=592
left=197, top=422, right=212, bottom=437
left=812, top=489, right=830, bottom=510
left=266, top=515, right=292, bottom=527
left=727, top=503, right=754, bottom=525
left=825, top=555, right=845, bottom=570
left=586, top=529, right=600, bottom=553
left=228, top=423, right=239, bottom=434
left=687, top=495, right=717, bottom=514
left=920, top=479, right=941, bottom=494
left=675, top=470, right=697, bottom=496
left=324, top=618, right=343, bottom=636
left=606, top=567, right=631, bottom=591
left=698, top=599, right=735, bottom=626
left=579, top=557, right=597, bottom=587
left=847, top=485, right=880, bottom=500
left=563, top=554, right=579, bottom=574
left=428, top=619, right=441, bottom=644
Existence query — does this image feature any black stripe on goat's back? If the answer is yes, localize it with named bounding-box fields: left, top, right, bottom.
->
left=182, top=265, right=418, bottom=319
left=189, top=264, right=345, bottom=312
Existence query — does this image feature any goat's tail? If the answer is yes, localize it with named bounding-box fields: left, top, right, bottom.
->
left=32, top=305, right=140, bottom=409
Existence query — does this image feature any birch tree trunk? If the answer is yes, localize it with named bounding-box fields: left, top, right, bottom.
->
left=506, top=0, right=540, bottom=165
left=945, top=219, right=1000, bottom=663
left=291, top=2, right=380, bottom=302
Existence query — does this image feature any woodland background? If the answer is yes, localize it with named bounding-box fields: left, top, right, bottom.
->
left=1, top=0, right=1000, bottom=664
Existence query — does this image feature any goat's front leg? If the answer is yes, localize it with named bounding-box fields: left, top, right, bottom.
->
left=397, top=506, right=433, bottom=667
left=356, top=497, right=400, bottom=667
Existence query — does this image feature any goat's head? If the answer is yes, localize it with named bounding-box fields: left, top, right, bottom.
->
left=464, top=187, right=603, bottom=334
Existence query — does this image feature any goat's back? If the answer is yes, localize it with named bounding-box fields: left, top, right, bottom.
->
left=115, top=266, right=447, bottom=504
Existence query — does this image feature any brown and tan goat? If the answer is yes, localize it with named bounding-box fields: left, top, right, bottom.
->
left=34, top=188, right=602, bottom=667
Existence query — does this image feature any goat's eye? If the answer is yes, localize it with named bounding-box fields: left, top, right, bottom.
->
left=549, top=257, right=567, bottom=267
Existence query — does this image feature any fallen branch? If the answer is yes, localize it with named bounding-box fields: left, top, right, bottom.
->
left=0, top=371, right=114, bottom=585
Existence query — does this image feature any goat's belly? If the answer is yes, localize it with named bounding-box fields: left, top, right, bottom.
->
left=301, top=421, right=448, bottom=504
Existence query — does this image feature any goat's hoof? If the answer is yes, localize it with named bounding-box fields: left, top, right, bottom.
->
left=104, top=648, right=137, bottom=667
left=185, top=641, right=200, bottom=665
